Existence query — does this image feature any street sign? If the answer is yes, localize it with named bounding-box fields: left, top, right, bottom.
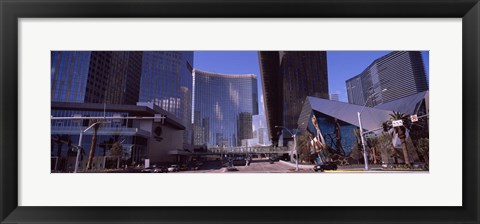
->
left=154, top=114, right=166, bottom=124
left=392, top=120, right=403, bottom=127
left=410, top=114, right=418, bottom=122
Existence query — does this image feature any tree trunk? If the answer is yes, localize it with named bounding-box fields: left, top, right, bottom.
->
left=57, top=143, right=62, bottom=158
left=397, top=127, right=411, bottom=167
left=334, top=119, right=344, bottom=155
left=86, top=127, right=98, bottom=170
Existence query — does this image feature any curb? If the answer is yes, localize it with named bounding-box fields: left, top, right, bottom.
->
left=279, top=160, right=315, bottom=169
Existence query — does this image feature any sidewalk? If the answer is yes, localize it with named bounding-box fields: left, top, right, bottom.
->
left=279, top=160, right=315, bottom=170
left=279, top=160, right=428, bottom=173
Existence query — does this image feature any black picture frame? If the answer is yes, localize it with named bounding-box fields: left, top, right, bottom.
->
left=1, top=0, right=479, bottom=223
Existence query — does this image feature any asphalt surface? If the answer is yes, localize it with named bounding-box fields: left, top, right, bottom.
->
left=183, top=159, right=306, bottom=173
left=233, top=159, right=296, bottom=173
left=119, top=159, right=428, bottom=174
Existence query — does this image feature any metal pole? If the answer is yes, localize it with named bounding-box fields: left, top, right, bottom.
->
left=293, top=133, right=298, bottom=171
left=357, top=112, right=369, bottom=170
left=74, top=131, right=83, bottom=173
left=73, top=121, right=105, bottom=173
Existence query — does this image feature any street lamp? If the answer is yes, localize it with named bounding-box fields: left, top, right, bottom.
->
left=74, top=120, right=109, bottom=173
left=275, top=125, right=298, bottom=171
left=357, top=88, right=387, bottom=171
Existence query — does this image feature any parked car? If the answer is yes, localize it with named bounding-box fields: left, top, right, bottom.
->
left=180, top=164, right=188, bottom=171
left=168, top=165, right=179, bottom=172
left=313, top=162, right=338, bottom=172
left=141, top=167, right=154, bottom=173
left=153, top=166, right=168, bottom=173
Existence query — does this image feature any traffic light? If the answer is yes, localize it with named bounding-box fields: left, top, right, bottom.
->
left=382, top=122, right=389, bottom=132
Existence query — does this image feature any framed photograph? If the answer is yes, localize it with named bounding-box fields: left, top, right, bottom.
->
left=1, top=0, right=479, bottom=223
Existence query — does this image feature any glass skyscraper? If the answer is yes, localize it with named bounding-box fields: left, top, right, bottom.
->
left=346, top=51, right=428, bottom=107
left=280, top=51, right=329, bottom=130
left=51, top=51, right=91, bottom=103
left=258, top=51, right=329, bottom=145
left=192, top=69, right=258, bottom=147
left=51, top=51, right=143, bottom=105
left=139, top=51, right=194, bottom=146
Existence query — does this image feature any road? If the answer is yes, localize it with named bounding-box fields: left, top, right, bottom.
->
left=184, top=159, right=307, bottom=173
left=233, top=159, right=296, bottom=173
left=129, top=159, right=428, bottom=174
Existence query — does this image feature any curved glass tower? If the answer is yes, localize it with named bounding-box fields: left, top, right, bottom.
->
left=193, top=69, right=258, bottom=147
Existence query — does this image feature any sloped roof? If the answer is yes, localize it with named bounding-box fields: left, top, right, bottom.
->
left=303, top=96, right=394, bottom=132
left=374, top=91, right=429, bottom=115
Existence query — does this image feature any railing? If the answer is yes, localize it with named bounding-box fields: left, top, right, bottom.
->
left=51, top=126, right=151, bottom=137
left=206, top=146, right=289, bottom=154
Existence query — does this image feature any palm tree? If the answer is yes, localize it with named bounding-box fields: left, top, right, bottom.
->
left=296, top=132, right=312, bottom=163
left=352, top=127, right=364, bottom=164
left=374, top=132, right=395, bottom=164
left=110, top=141, right=123, bottom=168
left=99, top=137, right=115, bottom=157
left=386, top=112, right=411, bottom=167
left=333, top=118, right=345, bottom=155
left=86, top=119, right=102, bottom=170
left=417, top=138, right=429, bottom=166
left=52, top=134, right=72, bottom=171
left=366, top=138, right=379, bottom=164
left=53, top=134, right=69, bottom=158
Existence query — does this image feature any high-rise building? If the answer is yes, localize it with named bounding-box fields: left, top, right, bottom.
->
left=192, top=69, right=258, bottom=147
left=346, top=51, right=428, bottom=107
left=139, top=51, right=194, bottom=146
left=237, top=112, right=253, bottom=145
left=51, top=51, right=143, bottom=105
left=252, top=114, right=270, bottom=146
left=330, top=93, right=340, bottom=101
left=51, top=51, right=91, bottom=103
left=52, top=51, right=194, bottom=147
left=258, top=51, right=329, bottom=145
left=257, top=127, right=267, bottom=145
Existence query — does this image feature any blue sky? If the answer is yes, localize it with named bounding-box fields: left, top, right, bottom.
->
left=194, top=51, right=430, bottom=115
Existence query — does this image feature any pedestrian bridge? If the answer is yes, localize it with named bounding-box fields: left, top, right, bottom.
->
left=207, top=146, right=290, bottom=154
left=170, top=146, right=290, bottom=156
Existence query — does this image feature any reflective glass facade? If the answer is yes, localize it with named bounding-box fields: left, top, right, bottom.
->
left=139, top=51, right=194, bottom=146
left=51, top=51, right=143, bottom=105
left=258, top=51, right=329, bottom=145
left=193, top=69, right=258, bottom=147
left=51, top=51, right=91, bottom=102
left=307, top=111, right=357, bottom=157
left=346, top=51, right=428, bottom=107
left=280, top=52, right=329, bottom=131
